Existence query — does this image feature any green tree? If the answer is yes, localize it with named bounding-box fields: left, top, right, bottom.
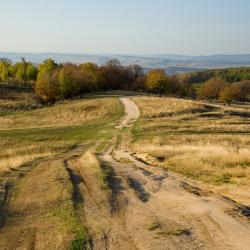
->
left=0, top=59, right=11, bottom=82
left=58, top=63, right=81, bottom=98
left=38, top=58, right=58, bottom=72
left=15, top=57, right=28, bottom=82
left=26, top=63, right=38, bottom=81
left=79, top=62, right=99, bottom=92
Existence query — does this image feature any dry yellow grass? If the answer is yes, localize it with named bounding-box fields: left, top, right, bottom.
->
left=133, top=96, right=208, bottom=117
left=0, top=97, right=122, bottom=175
left=132, top=96, right=250, bottom=188
left=80, top=151, right=100, bottom=171
left=0, top=141, right=67, bottom=174
left=0, top=95, right=120, bottom=249
left=133, top=96, right=250, bottom=133
left=0, top=98, right=119, bottom=130
left=132, top=139, right=250, bottom=185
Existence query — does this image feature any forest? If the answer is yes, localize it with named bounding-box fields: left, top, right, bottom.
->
left=0, top=57, right=250, bottom=104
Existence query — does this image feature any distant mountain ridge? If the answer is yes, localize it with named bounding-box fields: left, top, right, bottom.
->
left=1, top=52, right=250, bottom=74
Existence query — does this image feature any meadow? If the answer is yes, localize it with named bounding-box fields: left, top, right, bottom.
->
left=132, top=97, right=250, bottom=204
left=1, top=92, right=250, bottom=249
left=0, top=97, right=122, bottom=174
left=0, top=91, right=124, bottom=249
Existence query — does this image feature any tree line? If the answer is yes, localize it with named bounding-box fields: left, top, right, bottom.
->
left=0, top=58, right=37, bottom=84
left=0, top=57, right=249, bottom=104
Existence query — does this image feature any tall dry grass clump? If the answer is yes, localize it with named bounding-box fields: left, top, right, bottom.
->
left=132, top=96, right=250, bottom=189
left=132, top=140, right=250, bottom=185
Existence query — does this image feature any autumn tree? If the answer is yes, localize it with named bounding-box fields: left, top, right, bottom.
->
left=198, top=77, right=226, bottom=100
left=35, top=59, right=60, bottom=103
left=219, top=85, right=237, bottom=105
left=146, top=69, right=163, bottom=95
left=99, top=59, right=129, bottom=90
left=146, top=69, right=176, bottom=95
left=126, top=64, right=145, bottom=90
left=233, top=80, right=250, bottom=103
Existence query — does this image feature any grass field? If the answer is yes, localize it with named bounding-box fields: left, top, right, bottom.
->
left=132, top=97, right=250, bottom=196
left=0, top=94, right=123, bottom=249
left=1, top=93, right=250, bottom=249
left=0, top=97, right=122, bottom=174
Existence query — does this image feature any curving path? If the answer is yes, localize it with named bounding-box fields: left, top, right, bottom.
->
left=93, top=97, right=250, bottom=250
left=115, top=97, right=140, bottom=129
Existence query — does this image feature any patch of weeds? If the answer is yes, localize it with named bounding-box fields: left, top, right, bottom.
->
left=155, top=155, right=166, bottom=162
left=235, top=173, right=246, bottom=178
left=70, top=231, right=91, bottom=250
left=156, top=228, right=191, bottom=237
left=147, top=221, right=161, bottom=231
left=98, top=162, right=112, bottom=190
left=147, top=221, right=191, bottom=238
left=53, top=203, right=90, bottom=250
left=215, top=173, right=232, bottom=185
left=70, top=238, right=85, bottom=250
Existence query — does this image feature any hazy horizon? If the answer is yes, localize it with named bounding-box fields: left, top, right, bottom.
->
left=1, top=51, right=250, bottom=57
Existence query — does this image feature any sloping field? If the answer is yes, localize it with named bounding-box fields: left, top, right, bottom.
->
left=0, top=96, right=123, bottom=249
left=132, top=97, right=250, bottom=205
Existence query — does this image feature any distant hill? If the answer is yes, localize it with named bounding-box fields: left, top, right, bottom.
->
left=1, top=52, right=250, bottom=74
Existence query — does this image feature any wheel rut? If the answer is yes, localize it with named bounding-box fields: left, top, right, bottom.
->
left=67, top=153, right=137, bottom=250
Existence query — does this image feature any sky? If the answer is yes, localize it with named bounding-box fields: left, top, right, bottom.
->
left=0, top=0, right=250, bottom=55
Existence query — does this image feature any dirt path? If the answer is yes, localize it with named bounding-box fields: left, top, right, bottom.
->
left=90, top=97, right=250, bottom=250
left=115, top=97, right=140, bottom=129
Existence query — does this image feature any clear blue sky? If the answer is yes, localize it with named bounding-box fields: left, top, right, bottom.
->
left=0, top=0, right=250, bottom=55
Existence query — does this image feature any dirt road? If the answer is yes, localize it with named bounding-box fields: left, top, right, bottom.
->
left=115, top=97, right=140, bottom=129
left=86, top=97, right=250, bottom=250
